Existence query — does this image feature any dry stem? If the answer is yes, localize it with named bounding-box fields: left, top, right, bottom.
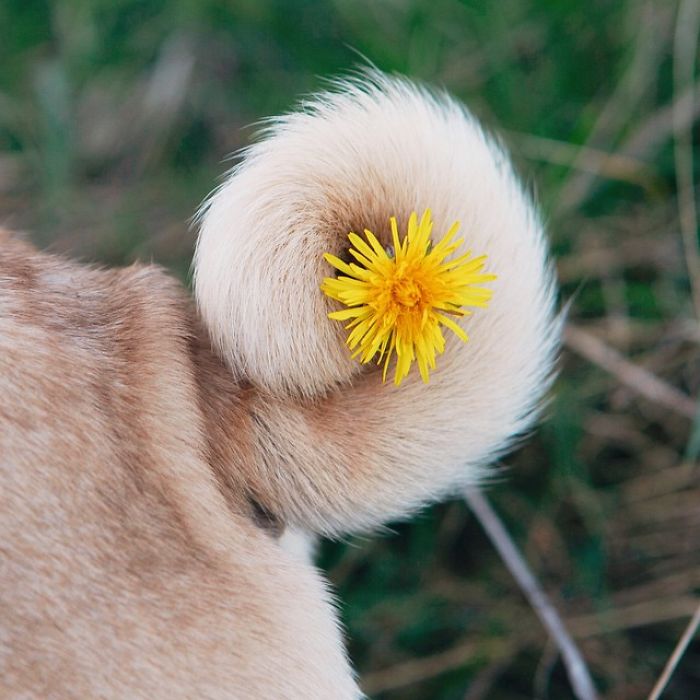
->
left=565, top=324, right=697, bottom=419
left=464, top=488, right=598, bottom=700
left=647, top=602, right=700, bottom=700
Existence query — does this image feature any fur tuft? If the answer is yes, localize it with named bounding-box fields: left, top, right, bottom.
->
left=195, top=72, right=560, bottom=534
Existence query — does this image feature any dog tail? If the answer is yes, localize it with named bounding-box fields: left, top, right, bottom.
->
left=194, top=72, right=560, bottom=535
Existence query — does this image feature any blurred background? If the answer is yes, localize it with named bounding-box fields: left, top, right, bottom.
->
left=1, top=1, right=699, bottom=698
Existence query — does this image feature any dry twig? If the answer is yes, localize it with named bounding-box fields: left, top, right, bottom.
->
left=647, top=602, right=700, bottom=700
left=570, top=596, right=700, bottom=639
left=360, top=637, right=516, bottom=696
left=565, top=324, right=698, bottom=419
left=464, top=488, right=598, bottom=700
left=513, top=132, right=657, bottom=189
left=622, top=82, right=700, bottom=161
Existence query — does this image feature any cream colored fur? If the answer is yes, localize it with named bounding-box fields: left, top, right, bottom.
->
left=195, top=73, right=559, bottom=535
left=1, top=73, right=558, bottom=698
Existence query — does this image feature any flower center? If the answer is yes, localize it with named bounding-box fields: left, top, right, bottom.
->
left=391, top=275, right=423, bottom=309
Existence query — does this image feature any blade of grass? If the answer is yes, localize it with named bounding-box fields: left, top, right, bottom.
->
left=554, top=1, right=668, bottom=216
left=673, top=0, right=700, bottom=319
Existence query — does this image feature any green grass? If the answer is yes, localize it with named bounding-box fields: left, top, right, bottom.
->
left=1, top=1, right=698, bottom=698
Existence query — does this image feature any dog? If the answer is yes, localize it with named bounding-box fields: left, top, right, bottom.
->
left=0, top=73, right=558, bottom=698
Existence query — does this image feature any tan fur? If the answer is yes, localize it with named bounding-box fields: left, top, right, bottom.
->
left=1, top=74, right=558, bottom=698
left=0, top=233, right=358, bottom=698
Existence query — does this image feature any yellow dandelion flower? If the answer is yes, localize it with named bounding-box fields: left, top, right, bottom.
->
left=321, top=209, right=497, bottom=386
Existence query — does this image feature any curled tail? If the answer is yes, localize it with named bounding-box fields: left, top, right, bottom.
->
left=194, top=73, right=559, bottom=536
